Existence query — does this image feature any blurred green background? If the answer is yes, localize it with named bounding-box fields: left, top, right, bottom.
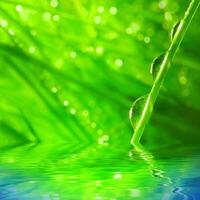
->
left=0, top=0, right=199, bottom=149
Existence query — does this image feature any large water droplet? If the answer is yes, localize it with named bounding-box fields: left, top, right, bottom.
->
left=171, top=21, right=181, bottom=40
left=129, top=94, right=153, bottom=134
left=150, top=53, right=165, bottom=80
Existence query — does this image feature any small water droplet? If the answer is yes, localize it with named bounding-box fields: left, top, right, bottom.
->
left=159, top=0, right=167, bottom=9
left=16, top=4, right=23, bottom=12
left=115, top=58, right=123, bottom=68
left=109, top=7, right=118, bottom=15
left=91, top=122, right=96, bottom=128
left=171, top=21, right=181, bottom=40
left=94, top=16, right=102, bottom=24
left=69, top=51, right=77, bottom=58
left=97, top=6, right=104, bottom=14
left=51, top=87, right=58, bottom=93
left=43, top=12, right=51, bottom=21
left=0, top=20, right=8, bottom=27
left=164, top=12, right=172, bottom=21
left=129, top=94, right=153, bottom=134
left=28, top=46, right=36, bottom=54
left=50, top=0, right=59, bottom=8
left=144, top=36, right=150, bottom=43
left=150, top=53, right=165, bottom=80
left=113, top=172, right=122, bottom=179
left=8, top=29, right=15, bottom=36
left=129, top=189, right=141, bottom=197
left=126, top=27, right=133, bottom=35
left=96, top=46, right=104, bottom=55
left=63, top=100, right=69, bottom=106
left=98, top=135, right=109, bottom=145
left=70, top=108, right=76, bottom=115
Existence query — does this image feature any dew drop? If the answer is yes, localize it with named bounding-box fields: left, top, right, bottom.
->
left=129, top=94, right=153, bottom=133
left=126, top=27, right=133, bottom=35
left=50, top=0, right=59, bottom=8
left=130, top=189, right=141, bottom=197
left=98, top=135, right=109, bottom=146
left=69, top=51, right=77, bottom=59
left=96, top=46, right=104, bottom=55
left=43, top=12, right=51, bottom=21
left=0, top=20, right=8, bottom=27
left=150, top=53, right=165, bottom=80
left=97, top=6, right=104, bottom=14
left=28, top=46, right=36, bottom=54
left=164, top=12, right=172, bottom=21
left=8, top=29, right=15, bottom=36
left=51, top=87, right=58, bottom=93
left=113, top=172, right=122, bottom=179
left=70, top=108, right=76, bottom=115
left=171, top=21, right=181, bottom=40
left=159, top=0, right=167, bottom=9
left=115, top=58, right=123, bottom=68
left=109, top=7, right=118, bottom=15
left=144, top=36, right=150, bottom=44
left=94, top=16, right=102, bottom=24
left=16, top=4, right=23, bottom=12
left=63, top=100, right=69, bottom=106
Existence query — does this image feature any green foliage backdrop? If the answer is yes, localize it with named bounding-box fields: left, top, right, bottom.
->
left=0, top=0, right=200, bottom=150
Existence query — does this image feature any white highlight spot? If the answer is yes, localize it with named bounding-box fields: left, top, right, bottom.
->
left=70, top=108, right=76, bottom=115
left=144, top=36, right=150, bottom=43
left=43, top=12, right=51, bottom=21
left=109, top=7, right=118, bottom=15
left=115, top=58, right=123, bottom=68
left=16, top=4, right=23, bottom=12
left=98, top=134, right=109, bottom=145
left=130, top=188, right=141, bottom=197
left=28, top=46, right=36, bottom=54
left=8, top=29, right=15, bottom=36
left=63, top=100, right=69, bottom=106
left=50, top=0, right=59, bottom=8
left=97, top=6, right=104, bottom=14
left=52, top=87, right=58, bottom=93
left=96, top=46, right=104, bottom=55
left=159, top=0, right=167, bottom=9
left=69, top=51, right=77, bottom=59
left=94, top=16, right=102, bottom=24
left=0, top=20, right=8, bottom=27
left=113, top=172, right=122, bottom=179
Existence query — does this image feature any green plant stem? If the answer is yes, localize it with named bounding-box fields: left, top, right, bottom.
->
left=131, top=0, right=200, bottom=146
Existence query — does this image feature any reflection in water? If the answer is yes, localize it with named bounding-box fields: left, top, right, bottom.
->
left=0, top=143, right=200, bottom=199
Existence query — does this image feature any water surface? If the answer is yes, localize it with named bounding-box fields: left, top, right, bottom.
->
left=0, top=143, right=200, bottom=200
